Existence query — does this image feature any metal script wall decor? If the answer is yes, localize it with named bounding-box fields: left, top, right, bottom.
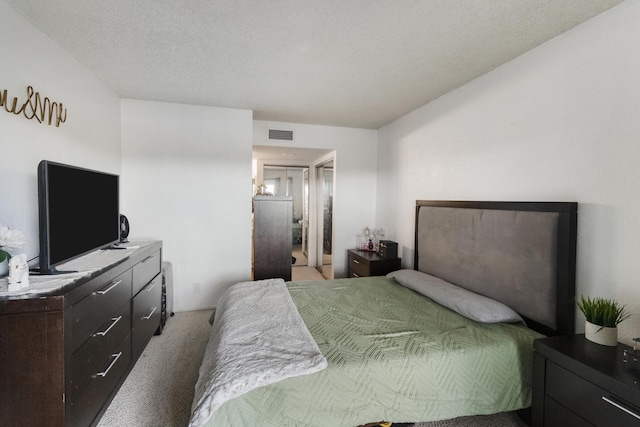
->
left=1, top=85, right=67, bottom=127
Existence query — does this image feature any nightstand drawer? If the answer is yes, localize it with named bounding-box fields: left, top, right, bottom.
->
left=544, top=396, right=592, bottom=427
left=348, top=253, right=370, bottom=277
left=547, top=361, right=640, bottom=427
left=347, top=249, right=401, bottom=278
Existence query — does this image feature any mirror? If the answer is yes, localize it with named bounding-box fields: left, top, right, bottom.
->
left=263, top=166, right=308, bottom=266
left=316, top=161, right=333, bottom=279
left=303, top=169, right=309, bottom=261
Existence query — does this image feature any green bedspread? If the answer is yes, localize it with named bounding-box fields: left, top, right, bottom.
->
left=204, top=276, right=543, bottom=427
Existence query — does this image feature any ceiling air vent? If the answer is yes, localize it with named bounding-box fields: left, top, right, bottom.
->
left=269, top=129, right=294, bottom=141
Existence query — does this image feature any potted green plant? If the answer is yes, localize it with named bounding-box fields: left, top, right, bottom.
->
left=576, top=295, right=631, bottom=346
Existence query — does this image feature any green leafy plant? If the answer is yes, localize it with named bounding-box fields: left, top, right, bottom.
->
left=576, top=295, right=631, bottom=329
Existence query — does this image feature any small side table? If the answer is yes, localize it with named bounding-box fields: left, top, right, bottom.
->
left=347, top=249, right=401, bottom=278
left=533, top=335, right=640, bottom=427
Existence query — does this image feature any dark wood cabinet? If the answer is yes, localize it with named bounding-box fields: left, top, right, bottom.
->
left=253, top=196, right=292, bottom=281
left=533, top=335, right=640, bottom=427
left=0, top=241, right=162, bottom=427
left=347, top=249, right=401, bottom=278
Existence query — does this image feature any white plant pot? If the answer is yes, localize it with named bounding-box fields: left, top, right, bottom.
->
left=585, top=320, right=618, bottom=346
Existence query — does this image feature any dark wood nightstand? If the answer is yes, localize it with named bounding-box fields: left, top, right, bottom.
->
left=347, top=249, right=401, bottom=278
left=533, top=335, right=640, bottom=427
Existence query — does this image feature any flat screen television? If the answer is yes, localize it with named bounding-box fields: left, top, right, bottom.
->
left=37, top=160, right=120, bottom=274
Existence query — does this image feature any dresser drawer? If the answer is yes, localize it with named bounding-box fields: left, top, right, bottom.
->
left=69, top=333, right=131, bottom=427
left=71, top=303, right=131, bottom=389
left=132, top=274, right=162, bottom=357
left=132, top=250, right=161, bottom=295
left=72, top=270, right=132, bottom=351
left=546, top=361, right=640, bottom=426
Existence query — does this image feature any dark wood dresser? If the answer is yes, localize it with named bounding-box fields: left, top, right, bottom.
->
left=253, top=196, right=292, bottom=281
left=533, top=335, right=640, bottom=427
left=347, top=249, right=401, bottom=278
left=0, top=241, right=162, bottom=427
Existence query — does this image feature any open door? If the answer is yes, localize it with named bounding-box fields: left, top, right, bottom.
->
left=302, top=168, right=309, bottom=261
left=315, top=160, right=334, bottom=279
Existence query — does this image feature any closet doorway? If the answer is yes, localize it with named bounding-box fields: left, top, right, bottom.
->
left=252, top=145, right=334, bottom=279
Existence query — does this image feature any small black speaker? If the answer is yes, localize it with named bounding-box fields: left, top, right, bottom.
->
left=378, top=240, right=398, bottom=259
left=119, top=214, right=129, bottom=243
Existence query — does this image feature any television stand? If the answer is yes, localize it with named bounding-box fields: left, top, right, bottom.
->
left=0, top=240, right=162, bottom=427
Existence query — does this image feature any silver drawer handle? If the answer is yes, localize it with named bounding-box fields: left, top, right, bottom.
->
left=96, top=352, right=122, bottom=378
left=94, top=316, right=122, bottom=337
left=142, top=255, right=157, bottom=264
left=352, top=273, right=360, bottom=277
left=602, top=396, right=640, bottom=420
left=95, top=280, right=122, bottom=295
left=145, top=280, right=157, bottom=292
left=142, top=306, right=157, bottom=320
left=352, top=259, right=360, bottom=264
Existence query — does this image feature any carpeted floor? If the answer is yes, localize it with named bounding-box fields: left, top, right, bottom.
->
left=97, top=309, right=529, bottom=427
left=292, top=265, right=326, bottom=281
left=97, top=310, right=213, bottom=427
left=415, top=412, right=528, bottom=427
left=292, top=244, right=308, bottom=266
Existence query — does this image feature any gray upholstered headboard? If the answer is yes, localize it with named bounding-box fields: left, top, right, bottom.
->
left=414, top=201, right=577, bottom=336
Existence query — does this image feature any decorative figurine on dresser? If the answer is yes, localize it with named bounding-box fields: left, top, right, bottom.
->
left=7, top=253, right=29, bottom=291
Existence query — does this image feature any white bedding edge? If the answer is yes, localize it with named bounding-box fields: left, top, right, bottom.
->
left=189, top=278, right=328, bottom=427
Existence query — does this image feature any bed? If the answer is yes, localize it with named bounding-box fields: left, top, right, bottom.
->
left=190, top=200, right=577, bottom=427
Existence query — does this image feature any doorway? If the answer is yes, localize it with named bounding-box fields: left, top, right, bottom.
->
left=252, top=145, right=335, bottom=281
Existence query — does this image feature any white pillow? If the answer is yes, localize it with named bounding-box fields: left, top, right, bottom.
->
left=387, top=269, right=524, bottom=324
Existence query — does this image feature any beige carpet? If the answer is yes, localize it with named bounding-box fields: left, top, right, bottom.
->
left=97, top=309, right=529, bottom=427
left=415, top=412, right=528, bottom=427
left=97, top=310, right=212, bottom=427
left=292, top=266, right=326, bottom=281
left=292, top=244, right=308, bottom=266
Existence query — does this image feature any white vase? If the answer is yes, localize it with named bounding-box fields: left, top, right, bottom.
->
left=585, top=320, right=618, bottom=346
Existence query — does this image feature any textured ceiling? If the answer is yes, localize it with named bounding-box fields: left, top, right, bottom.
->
left=6, top=0, right=624, bottom=129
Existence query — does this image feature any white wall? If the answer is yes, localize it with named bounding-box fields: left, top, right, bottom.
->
left=0, top=1, right=121, bottom=274
left=377, top=1, right=640, bottom=345
left=0, top=0, right=377, bottom=307
left=121, top=100, right=253, bottom=311
left=254, top=121, right=379, bottom=277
